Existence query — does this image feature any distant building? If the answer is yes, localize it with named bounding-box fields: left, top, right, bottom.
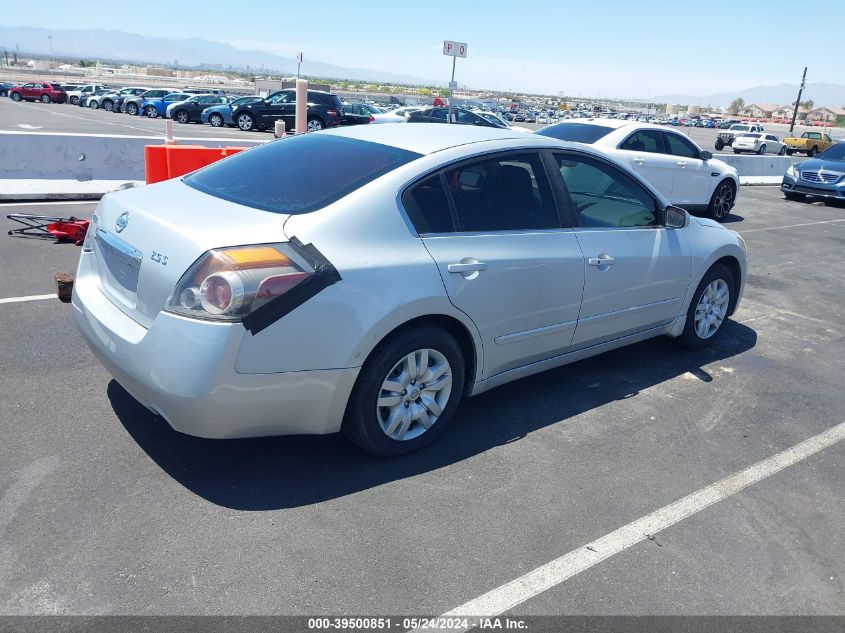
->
left=808, top=106, right=845, bottom=123
left=771, top=105, right=809, bottom=121
left=739, top=103, right=778, bottom=118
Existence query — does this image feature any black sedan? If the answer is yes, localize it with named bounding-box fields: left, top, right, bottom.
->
left=407, top=108, right=509, bottom=129
left=340, top=103, right=374, bottom=126
left=170, top=95, right=232, bottom=124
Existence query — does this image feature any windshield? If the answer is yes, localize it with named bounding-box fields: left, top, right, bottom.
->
left=184, top=134, right=422, bottom=215
left=478, top=112, right=509, bottom=129
left=818, top=143, right=845, bottom=161
left=535, top=122, right=615, bottom=143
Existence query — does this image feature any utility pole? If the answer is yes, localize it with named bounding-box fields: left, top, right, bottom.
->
left=790, top=66, right=807, bottom=134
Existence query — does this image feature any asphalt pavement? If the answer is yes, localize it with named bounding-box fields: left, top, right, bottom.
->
left=1, top=187, right=844, bottom=619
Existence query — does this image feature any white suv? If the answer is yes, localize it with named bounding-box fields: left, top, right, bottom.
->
left=537, top=119, right=740, bottom=220
left=66, top=84, right=108, bottom=106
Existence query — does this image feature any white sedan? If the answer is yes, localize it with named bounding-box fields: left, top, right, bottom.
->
left=536, top=119, right=740, bottom=220
left=72, top=125, right=746, bottom=456
left=732, top=133, right=787, bottom=155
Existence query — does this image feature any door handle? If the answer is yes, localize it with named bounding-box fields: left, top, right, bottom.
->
left=588, top=255, right=616, bottom=267
left=633, top=157, right=645, bottom=165
left=448, top=262, right=487, bottom=273
left=677, top=161, right=687, bottom=167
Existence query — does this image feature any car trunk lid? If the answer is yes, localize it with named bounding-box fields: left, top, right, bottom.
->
left=91, top=179, right=289, bottom=328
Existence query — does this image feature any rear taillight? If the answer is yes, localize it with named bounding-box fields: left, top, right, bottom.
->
left=327, top=109, right=338, bottom=118
left=369, top=115, right=375, bottom=123
left=165, top=243, right=313, bottom=322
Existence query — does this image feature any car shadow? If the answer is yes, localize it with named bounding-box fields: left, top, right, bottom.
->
left=110, top=321, right=757, bottom=510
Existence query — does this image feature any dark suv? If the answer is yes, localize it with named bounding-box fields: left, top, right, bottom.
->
left=231, top=90, right=342, bottom=132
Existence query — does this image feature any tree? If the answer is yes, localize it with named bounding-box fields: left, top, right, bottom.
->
left=800, top=99, right=814, bottom=110
left=728, top=97, right=745, bottom=114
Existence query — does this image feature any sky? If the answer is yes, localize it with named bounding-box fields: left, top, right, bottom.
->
left=1, top=0, right=834, bottom=98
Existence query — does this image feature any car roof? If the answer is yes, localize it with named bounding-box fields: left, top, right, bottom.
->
left=320, top=123, right=553, bottom=155
left=549, top=117, right=666, bottom=132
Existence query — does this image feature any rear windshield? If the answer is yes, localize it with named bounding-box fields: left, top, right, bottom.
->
left=535, top=123, right=614, bottom=144
left=183, top=134, right=421, bottom=214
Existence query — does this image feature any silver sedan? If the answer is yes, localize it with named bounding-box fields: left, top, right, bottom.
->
left=73, top=125, right=747, bottom=456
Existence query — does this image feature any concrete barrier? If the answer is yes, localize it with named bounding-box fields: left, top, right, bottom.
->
left=713, top=154, right=792, bottom=178
left=0, top=131, right=266, bottom=182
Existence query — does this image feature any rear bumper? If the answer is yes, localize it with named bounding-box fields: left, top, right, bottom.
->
left=72, top=252, right=358, bottom=439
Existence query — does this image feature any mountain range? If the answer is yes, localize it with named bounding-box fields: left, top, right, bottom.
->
left=654, top=82, right=845, bottom=109
left=0, top=25, right=437, bottom=86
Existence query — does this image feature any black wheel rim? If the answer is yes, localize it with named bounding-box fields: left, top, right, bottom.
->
left=713, top=184, right=734, bottom=219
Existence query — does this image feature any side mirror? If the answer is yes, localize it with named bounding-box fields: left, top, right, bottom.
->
left=699, top=150, right=713, bottom=160
left=263, top=100, right=271, bottom=106
left=665, top=205, right=689, bottom=229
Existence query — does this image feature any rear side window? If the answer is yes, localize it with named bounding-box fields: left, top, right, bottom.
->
left=184, top=134, right=421, bottom=215
left=663, top=133, right=699, bottom=158
left=403, top=175, right=454, bottom=234
left=444, top=153, right=558, bottom=232
left=535, top=123, right=615, bottom=143
left=619, top=130, right=663, bottom=153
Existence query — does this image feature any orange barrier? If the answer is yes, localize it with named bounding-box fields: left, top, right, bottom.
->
left=145, top=145, right=250, bottom=184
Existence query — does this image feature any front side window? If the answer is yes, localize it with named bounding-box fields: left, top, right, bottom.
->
left=663, top=133, right=700, bottom=158
left=442, top=153, right=559, bottom=232
left=430, top=109, right=448, bottom=120
left=555, top=154, right=658, bottom=228
left=619, top=130, right=663, bottom=154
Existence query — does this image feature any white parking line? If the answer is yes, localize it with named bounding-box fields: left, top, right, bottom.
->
left=421, top=421, right=845, bottom=631
left=11, top=101, right=166, bottom=136
left=741, top=218, right=845, bottom=233
left=0, top=294, right=57, bottom=305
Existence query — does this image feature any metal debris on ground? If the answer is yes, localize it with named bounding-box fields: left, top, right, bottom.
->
left=7, top=213, right=90, bottom=245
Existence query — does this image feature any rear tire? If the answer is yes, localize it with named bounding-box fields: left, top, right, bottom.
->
left=103, top=100, right=114, bottom=112
left=126, top=102, right=139, bottom=115
left=808, top=146, right=818, bottom=157
left=678, top=264, right=734, bottom=350
left=757, top=144, right=766, bottom=155
left=306, top=117, right=324, bottom=132
left=342, top=326, right=465, bottom=456
left=778, top=146, right=787, bottom=155
left=706, top=180, right=736, bottom=221
left=40, top=94, right=51, bottom=103
left=715, top=139, right=724, bottom=151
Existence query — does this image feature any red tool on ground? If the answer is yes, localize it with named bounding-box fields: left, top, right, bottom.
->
left=7, top=214, right=90, bottom=246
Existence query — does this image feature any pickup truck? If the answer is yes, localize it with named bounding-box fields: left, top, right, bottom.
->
left=715, top=123, right=764, bottom=150
left=782, top=131, right=835, bottom=157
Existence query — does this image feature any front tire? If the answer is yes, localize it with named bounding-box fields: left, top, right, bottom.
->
left=11, top=92, right=21, bottom=102
left=808, top=146, right=818, bottom=157
left=144, top=105, right=158, bottom=118
left=70, top=96, right=79, bottom=105
left=678, top=264, right=734, bottom=350
left=89, top=99, right=99, bottom=109
left=342, top=326, right=466, bottom=456
left=706, top=180, right=736, bottom=221
left=209, top=113, right=224, bottom=127
left=41, top=94, right=51, bottom=103
left=778, top=146, right=787, bottom=155
left=236, top=112, right=255, bottom=131
left=715, top=139, right=724, bottom=151
left=103, top=100, right=114, bottom=112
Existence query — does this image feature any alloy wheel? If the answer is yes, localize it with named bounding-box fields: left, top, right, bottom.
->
left=306, top=119, right=323, bottom=132
left=237, top=114, right=253, bottom=130
left=712, top=183, right=735, bottom=219
left=694, top=279, right=729, bottom=339
left=376, top=348, right=452, bottom=442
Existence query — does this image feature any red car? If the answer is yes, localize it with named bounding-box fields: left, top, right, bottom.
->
left=9, top=82, right=67, bottom=104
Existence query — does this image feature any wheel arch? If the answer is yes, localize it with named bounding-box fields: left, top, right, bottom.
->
left=362, top=313, right=480, bottom=396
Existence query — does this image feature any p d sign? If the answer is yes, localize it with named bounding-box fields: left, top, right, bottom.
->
left=442, top=41, right=467, bottom=58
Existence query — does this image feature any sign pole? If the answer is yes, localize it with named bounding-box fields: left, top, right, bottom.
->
left=296, top=52, right=303, bottom=80
left=448, top=56, right=456, bottom=124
